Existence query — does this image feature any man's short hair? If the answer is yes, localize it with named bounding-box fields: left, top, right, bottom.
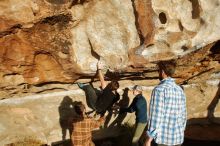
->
left=157, top=60, right=176, bottom=77
left=132, top=85, right=143, bottom=92
left=74, top=102, right=85, bottom=116
left=109, top=80, right=119, bottom=90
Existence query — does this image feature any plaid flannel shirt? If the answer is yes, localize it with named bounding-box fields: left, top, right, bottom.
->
left=71, top=117, right=103, bottom=146
left=147, top=77, right=187, bottom=145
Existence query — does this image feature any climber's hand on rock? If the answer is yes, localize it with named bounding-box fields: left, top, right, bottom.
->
left=97, top=61, right=104, bottom=70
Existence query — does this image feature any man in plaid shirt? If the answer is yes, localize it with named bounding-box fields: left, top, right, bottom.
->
left=145, top=60, right=187, bottom=146
left=71, top=102, right=104, bottom=146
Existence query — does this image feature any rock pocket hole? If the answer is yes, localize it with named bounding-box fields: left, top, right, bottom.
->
left=159, top=12, right=167, bottom=24
left=210, top=40, right=220, bottom=54
left=181, top=46, right=189, bottom=51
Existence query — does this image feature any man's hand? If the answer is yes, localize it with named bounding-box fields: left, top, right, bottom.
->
left=99, top=115, right=106, bottom=122
left=97, top=60, right=105, bottom=70
left=97, top=60, right=107, bottom=89
left=112, top=105, right=120, bottom=110
left=144, top=136, right=152, bottom=146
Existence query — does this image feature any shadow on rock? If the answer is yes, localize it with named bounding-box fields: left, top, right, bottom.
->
left=58, top=96, right=80, bottom=140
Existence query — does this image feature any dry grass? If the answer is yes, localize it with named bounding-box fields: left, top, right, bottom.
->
left=5, top=137, right=46, bottom=146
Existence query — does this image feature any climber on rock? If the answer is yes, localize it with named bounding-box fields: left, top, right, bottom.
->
left=76, top=60, right=120, bottom=117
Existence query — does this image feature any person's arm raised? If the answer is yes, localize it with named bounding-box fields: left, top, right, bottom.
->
left=97, top=61, right=107, bottom=89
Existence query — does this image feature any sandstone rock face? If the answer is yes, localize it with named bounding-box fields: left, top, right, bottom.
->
left=0, top=0, right=220, bottom=145
left=138, top=0, right=220, bottom=62
left=0, top=0, right=220, bottom=87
